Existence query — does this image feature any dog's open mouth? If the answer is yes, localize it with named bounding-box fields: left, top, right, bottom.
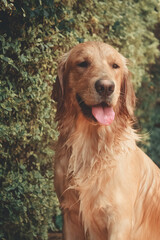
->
left=76, top=94, right=115, bottom=125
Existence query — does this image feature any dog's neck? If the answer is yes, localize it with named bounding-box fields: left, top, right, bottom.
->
left=60, top=112, right=138, bottom=187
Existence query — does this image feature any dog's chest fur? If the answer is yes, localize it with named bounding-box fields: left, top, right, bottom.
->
left=65, top=115, right=137, bottom=237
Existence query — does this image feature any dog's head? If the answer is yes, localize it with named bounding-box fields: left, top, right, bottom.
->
left=53, top=41, right=135, bottom=125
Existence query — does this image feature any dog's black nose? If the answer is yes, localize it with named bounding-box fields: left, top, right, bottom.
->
left=95, top=80, right=115, bottom=97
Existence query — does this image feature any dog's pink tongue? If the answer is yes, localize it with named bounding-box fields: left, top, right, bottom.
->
left=92, top=105, right=115, bottom=125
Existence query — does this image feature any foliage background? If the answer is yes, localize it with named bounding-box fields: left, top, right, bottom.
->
left=0, top=0, right=160, bottom=239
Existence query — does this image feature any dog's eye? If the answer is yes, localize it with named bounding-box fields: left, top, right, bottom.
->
left=77, top=61, right=89, bottom=68
left=112, top=63, right=120, bottom=69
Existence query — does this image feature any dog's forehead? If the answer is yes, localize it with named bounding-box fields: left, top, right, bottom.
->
left=68, top=42, right=124, bottom=63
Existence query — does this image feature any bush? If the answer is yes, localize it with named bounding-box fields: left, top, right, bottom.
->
left=0, top=0, right=160, bottom=239
left=0, top=2, right=60, bottom=239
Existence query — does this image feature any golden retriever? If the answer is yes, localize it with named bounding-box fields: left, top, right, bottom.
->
left=53, top=41, right=160, bottom=240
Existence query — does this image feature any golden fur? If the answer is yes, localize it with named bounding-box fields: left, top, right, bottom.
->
left=53, top=41, right=160, bottom=240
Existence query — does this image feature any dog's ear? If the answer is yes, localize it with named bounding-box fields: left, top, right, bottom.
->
left=52, top=52, right=70, bottom=103
left=121, top=68, right=136, bottom=118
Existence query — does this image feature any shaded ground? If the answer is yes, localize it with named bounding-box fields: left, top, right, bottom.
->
left=48, top=232, right=62, bottom=240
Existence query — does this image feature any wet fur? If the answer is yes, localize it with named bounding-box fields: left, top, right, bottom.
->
left=53, top=42, right=160, bottom=240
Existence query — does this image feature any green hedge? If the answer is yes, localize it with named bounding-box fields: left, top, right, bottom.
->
left=0, top=0, right=160, bottom=239
left=0, top=2, right=60, bottom=239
